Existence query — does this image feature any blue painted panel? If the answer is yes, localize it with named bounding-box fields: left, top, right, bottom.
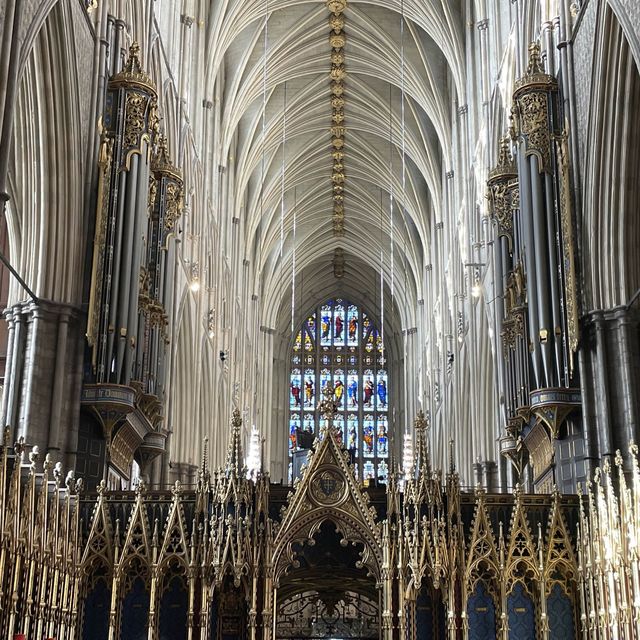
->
left=210, top=599, right=218, bottom=640
left=416, top=588, right=434, bottom=640
left=159, top=576, right=188, bottom=640
left=508, top=583, right=535, bottom=640
left=121, top=577, right=150, bottom=640
left=82, top=579, right=110, bottom=640
left=548, top=583, right=574, bottom=640
left=467, top=583, right=496, bottom=640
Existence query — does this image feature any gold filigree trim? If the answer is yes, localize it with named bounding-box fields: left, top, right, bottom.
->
left=512, top=42, right=558, bottom=174
left=109, top=42, right=157, bottom=96
left=556, top=129, right=579, bottom=368
left=328, top=0, right=347, bottom=237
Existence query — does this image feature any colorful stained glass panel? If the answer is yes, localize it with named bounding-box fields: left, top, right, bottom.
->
left=334, top=304, right=345, bottom=346
left=307, top=314, right=316, bottom=341
left=303, top=369, right=315, bottom=409
left=378, top=460, right=389, bottom=484
left=376, top=416, right=388, bottom=457
left=363, top=370, right=375, bottom=411
left=376, top=371, right=388, bottom=411
left=290, top=369, right=302, bottom=409
left=347, top=305, right=358, bottom=346
left=289, top=413, right=301, bottom=452
left=363, top=417, right=375, bottom=457
left=320, top=305, right=332, bottom=346
left=346, top=414, right=358, bottom=452
left=333, top=369, right=345, bottom=408
left=320, top=369, right=331, bottom=397
left=346, top=372, right=358, bottom=408
left=303, top=414, right=315, bottom=434
left=363, top=461, right=375, bottom=480
left=289, top=299, right=389, bottom=482
left=334, top=415, right=345, bottom=444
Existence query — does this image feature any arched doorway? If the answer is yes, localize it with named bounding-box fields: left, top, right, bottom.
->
left=275, top=521, right=379, bottom=639
left=270, top=412, right=384, bottom=639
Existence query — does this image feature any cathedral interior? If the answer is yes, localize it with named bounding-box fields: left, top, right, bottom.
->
left=0, top=0, right=639, bottom=638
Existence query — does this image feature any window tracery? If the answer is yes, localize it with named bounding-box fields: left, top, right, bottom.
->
left=289, top=299, right=389, bottom=483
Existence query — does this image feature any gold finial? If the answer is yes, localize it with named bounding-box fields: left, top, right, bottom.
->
left=109, top=41, right=157, bottom=96
left=225, top=409, right=245, bottom=478
left=201, top=436, right=209, bottom=476
left=318, top=384, right=339, bottom=423
left=514, top=482, right=523, bottom=500
left=526, top=41, right=545, bottom=76
left=497, top=136, right=512, bottom=168
left=123, top=42, right=143, bottom=74
left=134, top=477, right=146, bottom=495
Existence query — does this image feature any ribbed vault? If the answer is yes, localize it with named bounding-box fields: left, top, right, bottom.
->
left=207, top=0, right=463, bottom=323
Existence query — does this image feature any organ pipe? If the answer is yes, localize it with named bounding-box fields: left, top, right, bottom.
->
left=489, top=42, right=581, bottom=490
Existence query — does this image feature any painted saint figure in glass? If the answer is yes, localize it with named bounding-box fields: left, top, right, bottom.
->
left=377, top=374, right=387, bottom=409
left=363, top=374, right=375, bottom=409
left=304, top=374, right=315, bottom=408
left=347, top=373, right=358, bottom=407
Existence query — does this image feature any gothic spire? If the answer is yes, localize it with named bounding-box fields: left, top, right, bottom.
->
left=225, top=409, right=245, bottom=478
left=413, top=410, right=431, bottom=477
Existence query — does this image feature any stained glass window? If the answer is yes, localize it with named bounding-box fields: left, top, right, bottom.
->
left=288, top=299, right=390, bottom=483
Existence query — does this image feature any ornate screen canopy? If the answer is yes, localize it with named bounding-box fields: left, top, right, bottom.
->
left=289, top=299, right=389, bottom=483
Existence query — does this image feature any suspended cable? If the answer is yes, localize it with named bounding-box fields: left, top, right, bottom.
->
left=259, top=0, right=269, bottom=223
left=291, top=187, right=297, bottom=334
left=400, top=0, right=411, bottom=429
left=388, top=86, right=395, bottom=301
left=379, top=188, right=385, bottom=358
left=280, top=83, right=287, bottom=261
left=253, top=0, right=269, bottom=432
left=400, top=0, right=407, bottom=213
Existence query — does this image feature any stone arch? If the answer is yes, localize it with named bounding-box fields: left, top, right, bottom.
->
left=582, top=3, right=640, bottom=310
left=272, top=508, right=383, bottom=589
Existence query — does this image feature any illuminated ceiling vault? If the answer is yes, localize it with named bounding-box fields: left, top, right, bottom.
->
left=207, top=0, right=464, bottom=332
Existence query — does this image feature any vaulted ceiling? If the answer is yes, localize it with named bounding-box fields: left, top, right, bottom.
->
left=206, top=0, right=465, bottom=332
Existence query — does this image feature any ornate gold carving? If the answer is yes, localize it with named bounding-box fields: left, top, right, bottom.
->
left=487, top=136, right=518, bottom=244
left=163, top=180, right=183, bottom=235
left=329, top=13, right=345, bottom=31
left=501, top=308, right=525, bottom=358
left=106, top=44, right=159, bottom=171
left=522, top=420, right=554, bottom=482
left=328, top=0, right=347, bottom=237
left=309, top=467, right=347, bottom=505
left=152, top=135, right=183, bottom=182
left=556, top=129, right=579, bottom=368
left=512, top=42, right=558, bottom=174
left=86, top=135, right=114, bottom=360
left=0, top=412, right=595, bottom=639
left=109, top=42, right=157, bottom=96
left=326, top=0, right=347, bottom=14
left=273, top=405, right=382, bottom=587
left=504, top=487, right=540, bottom=593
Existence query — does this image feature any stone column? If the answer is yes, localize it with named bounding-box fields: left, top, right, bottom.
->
left=3, top=300, right=82, bottom=461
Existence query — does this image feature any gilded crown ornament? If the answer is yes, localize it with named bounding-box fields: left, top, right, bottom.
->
left=109, top=42, right=157, bottom=96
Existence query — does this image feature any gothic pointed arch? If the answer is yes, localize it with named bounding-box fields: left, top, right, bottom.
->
left=272, top=421, right=383, bottom=588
